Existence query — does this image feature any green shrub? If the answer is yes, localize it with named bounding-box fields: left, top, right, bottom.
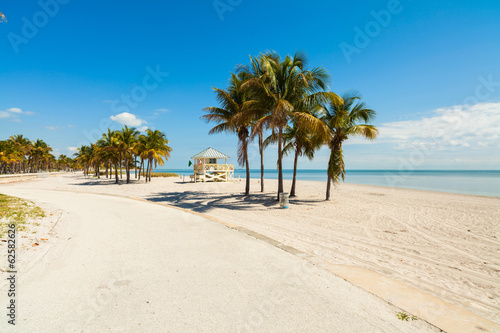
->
left=150, top=172, right=179, bottom=178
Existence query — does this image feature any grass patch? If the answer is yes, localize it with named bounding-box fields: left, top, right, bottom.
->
left=0, top=193, right=45, bottom=238
left=150, top=172, right=179, bottom=178
left=396, top=311, right=417, bottom=321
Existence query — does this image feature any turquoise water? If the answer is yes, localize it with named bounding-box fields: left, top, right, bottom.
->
left=159, top=169, right=500, bottom=197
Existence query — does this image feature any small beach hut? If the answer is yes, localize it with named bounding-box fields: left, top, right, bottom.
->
left=190, top=147, right=234, bottom=182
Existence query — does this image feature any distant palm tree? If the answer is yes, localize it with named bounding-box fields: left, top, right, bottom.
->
left=10, top=135, right=31, bottom=173
left=319, top=91, right=378, bottom=201
left=140, top=129, right=172, bottom=182
left=74, top=145, right=93, bottom=177
left=202, top=73, right=254, bottom=196
left=0, top=12, right=7, bottom=23
left=117, top=126, right=139, bottom=183
left=97, top=129, right=116, bottom=178
left=31, top=139, right=52, bottom=173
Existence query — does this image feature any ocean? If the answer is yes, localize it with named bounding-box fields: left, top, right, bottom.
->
left=158, top=169, right=500, bottom=197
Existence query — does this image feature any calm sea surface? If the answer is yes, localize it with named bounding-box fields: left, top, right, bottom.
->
left=159, top=169, right=500, bottom=197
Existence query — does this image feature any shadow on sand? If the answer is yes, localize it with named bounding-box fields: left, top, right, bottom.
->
left=69, top=177, right=324, bottom=213
left=146, top=190, right=324, bottom=213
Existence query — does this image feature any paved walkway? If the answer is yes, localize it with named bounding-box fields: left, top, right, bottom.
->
left=0, top=188, right=436, bottom=332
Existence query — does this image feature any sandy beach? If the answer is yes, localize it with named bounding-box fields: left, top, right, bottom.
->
left=1, top=173, right=499, bottom=331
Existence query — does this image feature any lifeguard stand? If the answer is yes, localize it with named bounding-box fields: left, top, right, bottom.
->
left=190, top=147, right=234, bottom=182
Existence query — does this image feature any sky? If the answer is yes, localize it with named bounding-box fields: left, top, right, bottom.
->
left=1, top=0, right=499, bottom=170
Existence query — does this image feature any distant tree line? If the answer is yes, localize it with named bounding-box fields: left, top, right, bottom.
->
left=0, top=135, right=74, bottom=174
left=73, top=127, right=172, bottom=184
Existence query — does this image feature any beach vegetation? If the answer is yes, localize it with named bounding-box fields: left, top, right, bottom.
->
left=0, top=193, right=45, bottom=237
left=396, top=311, right=418, bottom=321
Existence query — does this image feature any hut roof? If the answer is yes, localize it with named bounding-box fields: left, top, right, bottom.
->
left=191, top=147, right=230, bottom=159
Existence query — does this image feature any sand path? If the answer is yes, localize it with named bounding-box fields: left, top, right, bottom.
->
left=0, top=188, right=438, bottom=332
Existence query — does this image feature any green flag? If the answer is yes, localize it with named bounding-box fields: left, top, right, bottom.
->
left=188, top=160, right=192, bottom=167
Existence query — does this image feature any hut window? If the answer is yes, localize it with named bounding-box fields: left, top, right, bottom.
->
left=209, top=158, right=216, bottom=164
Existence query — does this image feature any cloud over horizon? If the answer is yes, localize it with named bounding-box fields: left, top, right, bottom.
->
left=378, top=102, right=500, bottom=150
left=344, top=102, right=500, bottom=151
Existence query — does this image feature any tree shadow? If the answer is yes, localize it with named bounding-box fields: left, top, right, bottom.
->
left=145, top=191, right=281, bottom=213
left=69, top=178, right=144, bottom=186
left=145, top=190, right=325, bottom=213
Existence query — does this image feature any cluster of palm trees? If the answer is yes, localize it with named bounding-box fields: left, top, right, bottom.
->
left=203, top=51, right=378, bottom=200
left=0, top=135, right=75, bottom=174
left=73, top=127, right=172, bottom=184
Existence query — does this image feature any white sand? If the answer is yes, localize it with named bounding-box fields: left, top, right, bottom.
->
left=0, top=186, right=441, bottom=332
left=3, top=173, right=499, bottom=327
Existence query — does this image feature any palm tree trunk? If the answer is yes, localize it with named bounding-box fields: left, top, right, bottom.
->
left=145, top=159, right=149, bottom=183
left=115, top=163, right=119, bottom=184
left=138, top=158, right=143, bottom=180
left=148, top=158, right=152, bottom=182
left=259, top=131, right=264, bottom=192
left=134, top=156, right=138, bottom=178
left=277, top=127, right=284, bottom=201
left=245, top=148, right=250, bottom=196
left=125, top=156, right=130, bottom=184
left=290, top=145, right=299, bottom=197
left=119, top=153, right=122, bottom=179
left=326, top=149, right=334, bottom=201
left=326, top=172, right=332, bottom=201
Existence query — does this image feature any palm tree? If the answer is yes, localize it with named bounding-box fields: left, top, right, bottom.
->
left=237, top=55, right=268, bottom=192
left=202, top=73, right=254, bottom=196
left=10, top=135, right=30, bottom=173
left=116, top=126, right=139, bottom=183
left=246, top=51, right=335, bottom=200
left=0, top=12, right=7, bottom=23
left=271, top=121, right=323, bottom=197
left=319, top=91, right=378, bottom=201
left=30, top=139, right=52, bottom=173
left=73, top=145, right=93, bottom=177
left=140, top=130, right=172, bottom=182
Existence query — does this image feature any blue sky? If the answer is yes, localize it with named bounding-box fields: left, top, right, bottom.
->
left=1, top=0, right=499, bottom=170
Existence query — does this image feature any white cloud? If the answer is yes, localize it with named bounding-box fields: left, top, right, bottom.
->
left=103, top=100, right=114, bottom=103
left=377, top=102, right=500, bottom=150
left=68, top=147, right=78, bottom=152
left=109, top=112, right=147, bottom=127
left=138, top=126, right=149, bottom=132
left=67, top=124, right=75, bottom=128
left=155, top=108, right=169, bottom=112
left=0, top=107, right=34, bottom=121
left=7, top=107, right=22, bottom=113
left=44, top=126, right=59, bottom=131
